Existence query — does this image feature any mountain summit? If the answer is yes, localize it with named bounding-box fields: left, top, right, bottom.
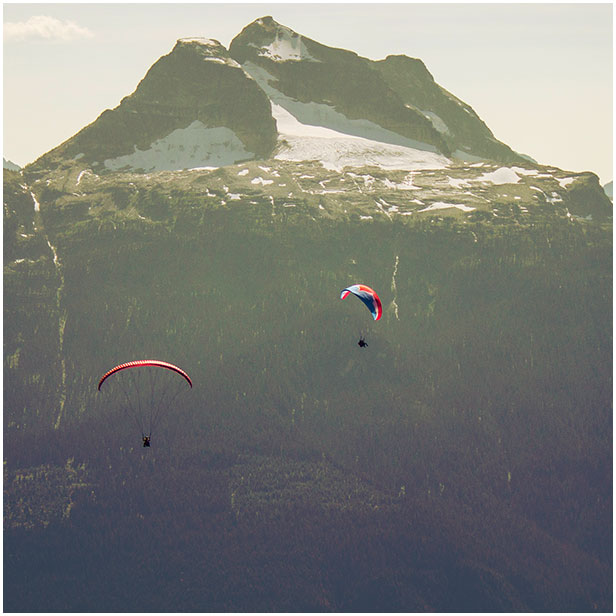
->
left=229, top=16, right=451, bottom=156
left=30, top=17, right=545, bottom=173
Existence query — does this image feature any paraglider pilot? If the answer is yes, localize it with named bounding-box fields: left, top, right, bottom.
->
left=358, top=337, right=368, bottom=348
left=142, top=434, right=151, bottom=447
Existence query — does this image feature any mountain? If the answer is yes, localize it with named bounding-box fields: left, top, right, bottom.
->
left=229, top=17, right=450, bottom=156
left=30, top=16, right=537, bottom=176
left=230, top=16, right=524, bottom=164
left=372, top=54, right=524, bottom=163
left=603, top=180, right=613, bottom=200
left=4, top=16, right=612, bottom=614
left=3, top=157, right=21, bottom=171
left=23, top=17, right=610, bottom=224
left=32, top=38, right=277, bottom=173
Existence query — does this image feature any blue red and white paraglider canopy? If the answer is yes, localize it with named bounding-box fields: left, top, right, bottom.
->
left=340, top=284, right=382, bottom=321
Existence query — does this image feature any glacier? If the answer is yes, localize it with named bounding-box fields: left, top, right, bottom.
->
left=271, top=103, right=450, bottom=173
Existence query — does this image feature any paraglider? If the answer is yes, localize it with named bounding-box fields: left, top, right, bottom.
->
left=340, top=284, right=382, bottom=321
left=340, top=284, right=382, bottom=347
left=98, top=360, right=192, bottom=446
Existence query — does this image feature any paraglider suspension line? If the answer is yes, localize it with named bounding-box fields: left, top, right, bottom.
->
left=106, top=365, right=191, bottom=442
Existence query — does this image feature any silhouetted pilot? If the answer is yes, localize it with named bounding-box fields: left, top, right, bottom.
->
left=142, top=435, right=151, bottom=447
left=358, top=337, right=368, bottom=348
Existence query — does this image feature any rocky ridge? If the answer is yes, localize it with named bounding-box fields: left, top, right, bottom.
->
left=9, top=156, right=610, bottom=256
left=32, top=37, right=277, bottom=173
left=373, top=54, right=525, bottom=163
left=28, top=16, right=540, bottom=177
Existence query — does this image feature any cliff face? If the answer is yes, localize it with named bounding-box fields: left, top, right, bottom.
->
left=229, top=17, right=451, bottom=156
left=229, top=17, right=529, bottom=165
left=5, top=155, right=612, bottom=439
left=31, top=38, right=277, bottom=173
left=373, top=55, right=525, bottom=163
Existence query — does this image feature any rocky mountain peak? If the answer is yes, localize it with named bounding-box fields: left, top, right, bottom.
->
left=29, top=16, right=542, bottom=175
left=379, top=55, right=436, bottom=85
left=230, top=15, right=322, bottom=65
left=173, top=37, right=242, bottom=68
left=228, top=18, right=529, bottom=166
left=176, top=36, right=224, bottom=48
left=29, top=36, right=277, bottom=174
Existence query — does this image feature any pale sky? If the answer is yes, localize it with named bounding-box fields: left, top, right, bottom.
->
left=3, top=2, right=613, bottom=184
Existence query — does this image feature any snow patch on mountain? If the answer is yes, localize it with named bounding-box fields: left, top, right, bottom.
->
left=76, top=169, right=93, bottom=186
left=448, top=177, right=472, bottom=189
left=473, top=165, right=570, bottom=186
left=178, top=37, right=220, bottom=47
left=385, top=173, right=422, bottom=191
left=476, top=167, right=522, bottom=185
left=271, top=103, right=449, bottom=172
left=203, top=55, right=243, bottom=68
left=509, top=167, right=540, bottom=177
left=251, top=177, right=274, bottom=186
left=419, top=201, right=475, bottom=212
left=558, top=177, right=576, bottom=189
left=103, top=121, right=254, bottom=172
left=254, top=24, right=318, bottom=62
left=422, top=111, right=450, bottom=135
left=176, top=37, right=243, bottom=68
